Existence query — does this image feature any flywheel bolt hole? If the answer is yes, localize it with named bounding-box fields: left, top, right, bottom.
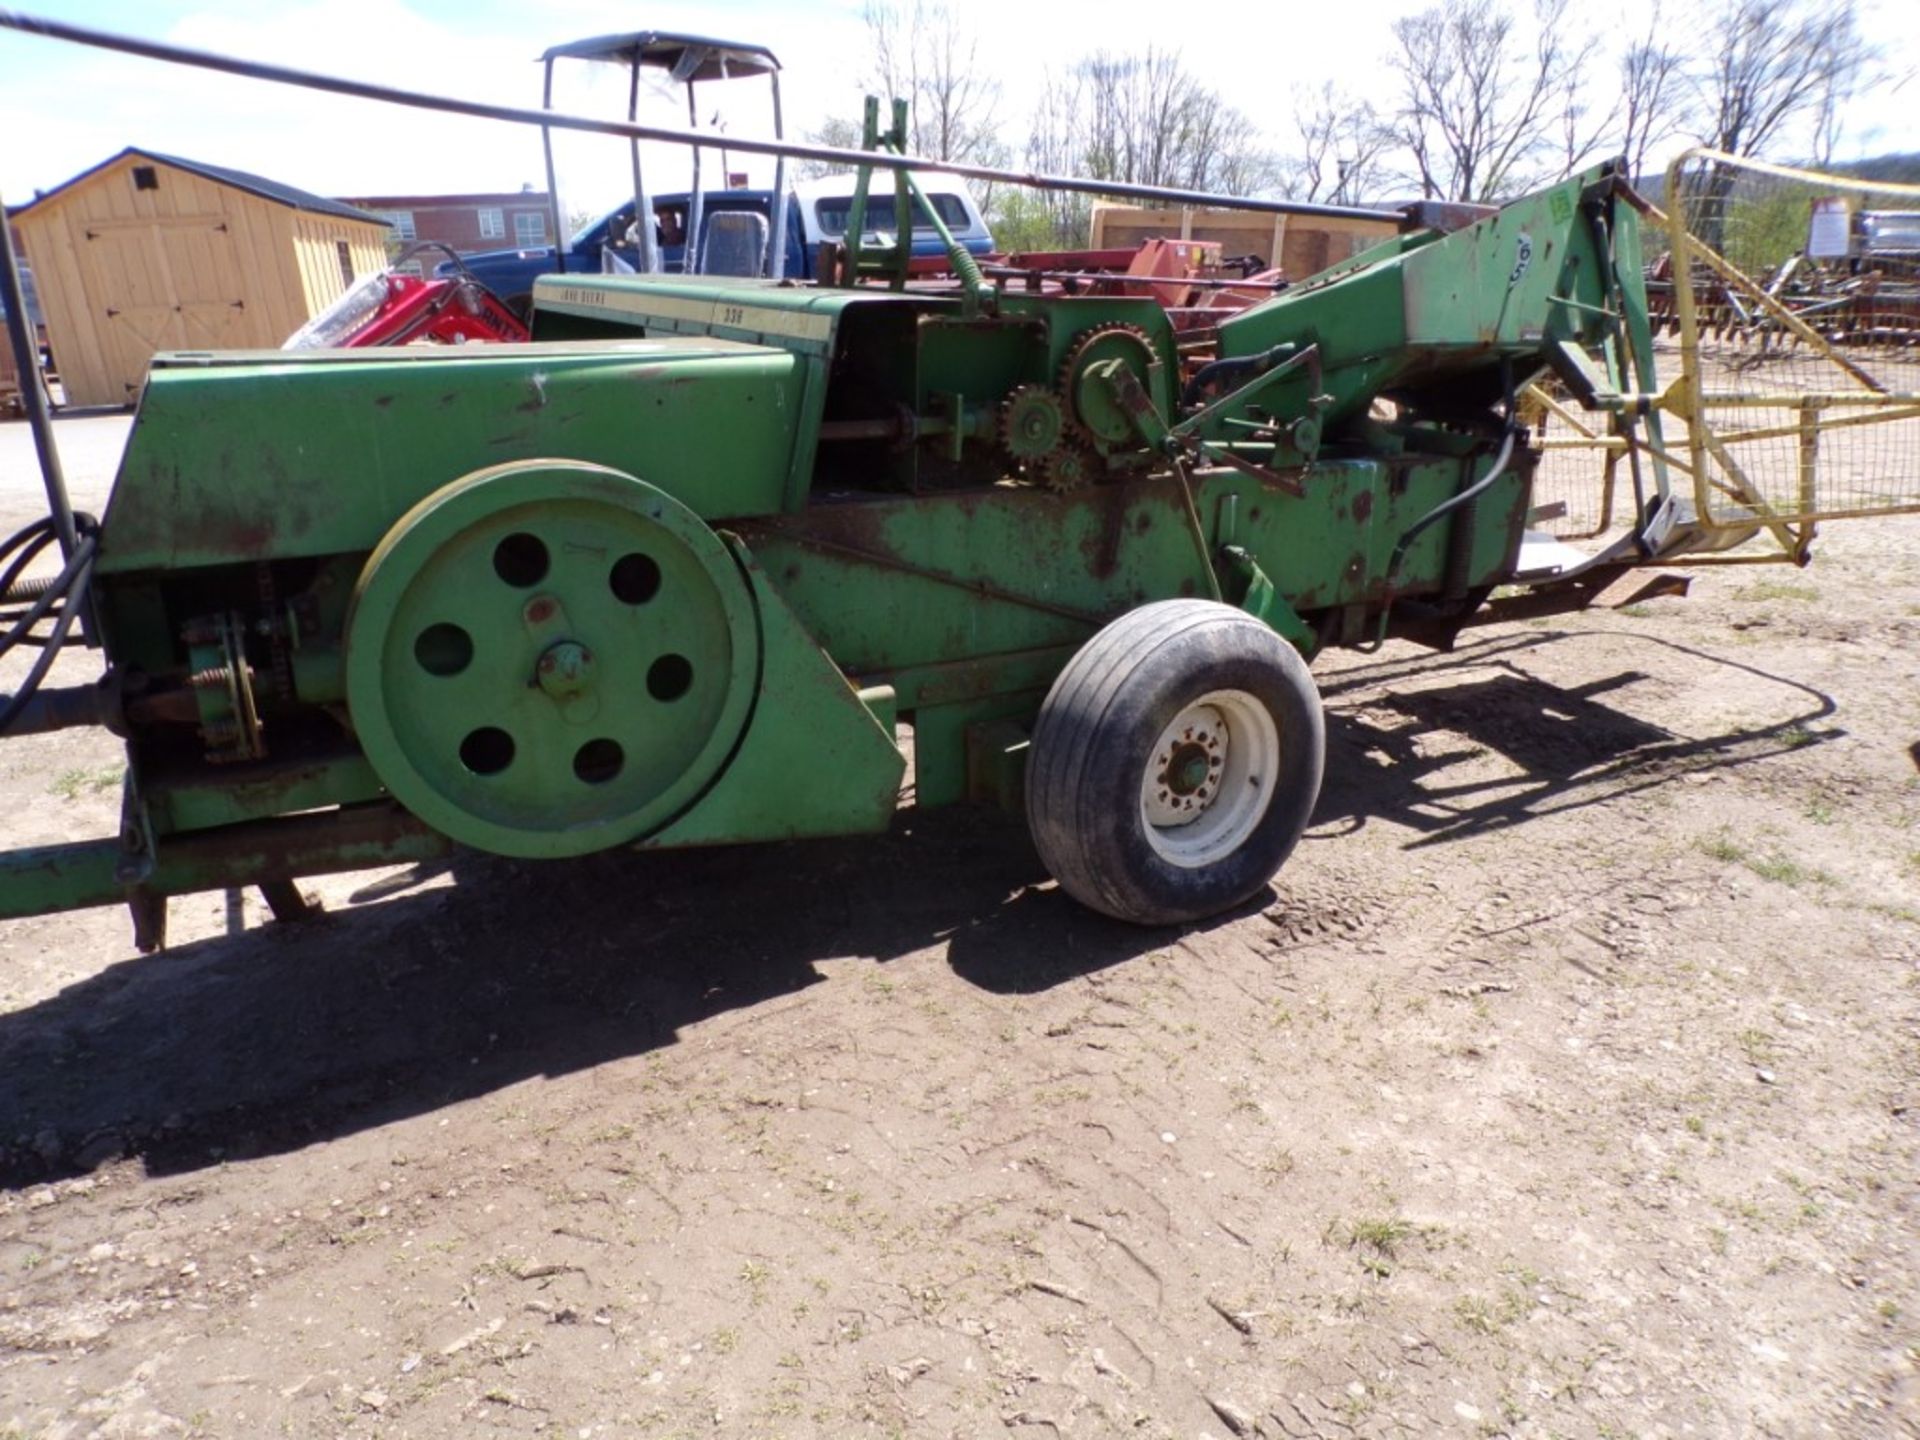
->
left=414, top=622, right=473, bottom=677
left=459, top=726, right=515, bottom=776
left=573, top=738, right=624, bottom=785
left=647, top=653, right=693, bottom=702
left=493, top=532, right=549, bottom=587
left=610, top=552, right=662, bottom=605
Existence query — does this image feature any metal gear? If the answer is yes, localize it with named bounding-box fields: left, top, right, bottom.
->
left=1000, top=384, right=1070, bottom=462
left=1058, top=323, right=1158, bottom=448
left=1038, top=442, right=1099, bottom=494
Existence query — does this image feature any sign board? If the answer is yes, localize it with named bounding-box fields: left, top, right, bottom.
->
left=1807, top=196, right=1851, bottom=259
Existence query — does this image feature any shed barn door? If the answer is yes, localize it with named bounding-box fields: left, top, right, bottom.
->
left=86, top=216, right=248, bottom=402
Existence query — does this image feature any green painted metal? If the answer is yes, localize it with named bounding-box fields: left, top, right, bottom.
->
left=1199, top=168, right=1645, bottom=468
left=344, top=461, right=761, bottom=859
left=531, top=273, right=926, bottom=356
left=153, top=753, right=383, bottom=836
left=0, top=805, right=451, bottom=921
left=639, top=540, right=906, bottom=848
left=0, top=162, right=1680, bottom=932
left=101, top=340, right=808, bottom=572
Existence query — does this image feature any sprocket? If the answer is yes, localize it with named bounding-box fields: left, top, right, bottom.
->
left=1038, top=441, right=1099, bottom=494
left=1058, top=323, right=1158, bottom=449
left=1000, top=384, right=1071, bottom=463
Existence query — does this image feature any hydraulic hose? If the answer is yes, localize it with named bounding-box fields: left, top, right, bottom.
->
left=0, top=519, right=98, bottom=734
left=1382, top=426, right=1519, bottom=592
left=1181, top=344, right=1297, bottom=409
left=1353, top=423, right=1522, bottom=653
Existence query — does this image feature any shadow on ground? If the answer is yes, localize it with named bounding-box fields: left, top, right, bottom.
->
left=0, top=628, right=1835, bottom=1188
left=0, top=808, right=1176, bottom=1187
left=1312, top=628, right=1838, bottom=846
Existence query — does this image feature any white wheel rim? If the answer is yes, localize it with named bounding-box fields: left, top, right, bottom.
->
left=1138, top=689, right=1280, bottom=869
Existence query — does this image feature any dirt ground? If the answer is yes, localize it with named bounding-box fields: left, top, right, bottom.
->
left=1, top=414, right=1916, bottom=1439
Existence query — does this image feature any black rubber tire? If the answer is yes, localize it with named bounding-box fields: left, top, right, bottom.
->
left=1026, top=599, right=1325, bottom=925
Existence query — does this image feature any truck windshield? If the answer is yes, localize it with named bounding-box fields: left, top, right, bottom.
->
left=813, top=192, right=971, bottom=236
left=572, top=209, right=634, bottom=247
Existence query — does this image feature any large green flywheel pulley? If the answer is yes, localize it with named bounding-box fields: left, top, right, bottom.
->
left=345, top=461, right=760, bottom=858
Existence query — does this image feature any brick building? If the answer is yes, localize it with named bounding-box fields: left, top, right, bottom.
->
left=338, top=189, right=554, bottom=255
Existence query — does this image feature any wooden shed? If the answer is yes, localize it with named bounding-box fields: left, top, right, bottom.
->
left=9, top=148, right=390, bottom=407
left=0, top=307, right=18, bottom=415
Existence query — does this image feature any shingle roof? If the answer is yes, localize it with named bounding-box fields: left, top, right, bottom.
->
left=9, top=147, right=390, bottom=228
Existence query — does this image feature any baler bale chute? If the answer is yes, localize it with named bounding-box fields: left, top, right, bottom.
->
left=1, top=12, right=1918, bottom=951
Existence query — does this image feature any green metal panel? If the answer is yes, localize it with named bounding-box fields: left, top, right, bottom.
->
left=639, top=540, right=906, bottom=847
left=1210, top=167, right=1634, bottom=443
left=531, top=273, right=951, bottom=356
left=153, top=752, right=382, bottom=835
left=1398, top=179, right=1594, bottom=346
left=100, top=339, right=807, bottom=572
left=735, top=460, right=1474, bottom=678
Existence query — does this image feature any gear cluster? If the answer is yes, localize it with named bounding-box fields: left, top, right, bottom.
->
left=1057, top=323, right=1157, bottom=450
left=997, top=324, right=1159, bottom=493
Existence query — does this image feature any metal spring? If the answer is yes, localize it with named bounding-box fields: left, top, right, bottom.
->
left=0, top=575, right=56, bottom=605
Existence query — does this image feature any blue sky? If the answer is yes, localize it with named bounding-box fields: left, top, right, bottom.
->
left=3, top=0, right=1915, bottom=214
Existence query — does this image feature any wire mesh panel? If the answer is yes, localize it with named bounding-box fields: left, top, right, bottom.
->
left=1663, top=150, right=1920, bottom=531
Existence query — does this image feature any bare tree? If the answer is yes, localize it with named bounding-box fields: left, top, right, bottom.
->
left=1012, top=47, right=1278, bottom=245
left=1388, top=0, right=1603, bottom=202
left=1288, top=83, right=1394, bottom=205
left=1020, top=67, right=1094, bottom=246
left=793, top=115, right=864, bottom=181
left=862, top=1, right=1002, bottom=165
left=1680, top=0, right=1874, bottom=248
left=1615, top=6, right=1689, bottom=183
left=1691, top=0, right=1870, bottom=161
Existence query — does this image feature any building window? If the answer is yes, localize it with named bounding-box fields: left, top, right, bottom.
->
left=336, top=240, right=354, bottom=289
left=478, top=208, right=504, bottom=240
left=132, top=165, right=159, bottom=191
left=514, top=211, right=547, bottom=246
left=377, top=210, right=416, bottom=241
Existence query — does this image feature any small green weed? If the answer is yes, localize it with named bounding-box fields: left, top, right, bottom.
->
left=1454, top=1289, right=1527, bottom=1334
left=49, top=765, right=122, bottom=800
left=739, top=1259, right=771, bottom=1305
left=1330, top=1215, right=1419, bottom=1278
left=1697, top=832, right=1831, bottom=886
left=1738, top=1028, right=1777, bottom=1065
left=1735, top=580, right=1818, bottom=604
left=1698, top=832, right=1747, bottom=863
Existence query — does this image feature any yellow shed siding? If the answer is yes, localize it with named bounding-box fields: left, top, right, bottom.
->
left=289, top=214, right=388, bottom=314
left=14, top=153, right=390, bottom=406
left=16, top=201, right=110, bottom=406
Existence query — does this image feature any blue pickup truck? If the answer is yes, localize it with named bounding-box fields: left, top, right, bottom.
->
left=448, top=175, right=995, bottom=314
